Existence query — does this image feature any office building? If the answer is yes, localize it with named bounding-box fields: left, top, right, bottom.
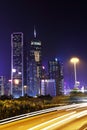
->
left=27, top=28, right=42, bottom=96
left=48, top=58, right=64, bottom=96
left=11, top=32, right=24, bottom=98
left=23, top=41, right=28, bottom=89
left=41, top=79, right=56, bottom=97
left=0, top=76, right=5, bottom=96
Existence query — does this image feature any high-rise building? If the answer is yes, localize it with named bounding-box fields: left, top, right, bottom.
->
left=48, top=58, right=64, bottom=96
left=11, top=32, right=24, bottom=98
left=27, top=28, right=42, bottom=96
left=41, top=79, right=56, bottom=97
left=23, top=41, right=28, bottom=88
left=0, top=76, right=5, bottom=96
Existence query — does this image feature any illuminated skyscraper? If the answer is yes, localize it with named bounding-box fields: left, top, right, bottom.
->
left=27, top=28, right=42, bottom=96
left=48, top=58, right=64, bottom=96
left=0, top=76, right=5, bottom=96
left=11, top=32, right=24, bottom=98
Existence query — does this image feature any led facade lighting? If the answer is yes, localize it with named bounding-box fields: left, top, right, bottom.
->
left=11, top=32, right=24, bottom=98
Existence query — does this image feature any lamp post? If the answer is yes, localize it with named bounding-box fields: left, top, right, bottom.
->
left=70, top=57, right=79, bottom=88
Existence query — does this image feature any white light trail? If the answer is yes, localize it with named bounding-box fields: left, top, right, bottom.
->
left=28, top=112, right=76, bottom=130
left=42, top=110, right=87, bottom=130
left=1, top=103, right=87, bottom=125
left=76, top=110, right=87, bottom=118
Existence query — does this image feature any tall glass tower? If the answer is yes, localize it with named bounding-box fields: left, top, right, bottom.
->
left=27, top=28, right=42, bottom=96
left=11, top=32, right=24, bottom=98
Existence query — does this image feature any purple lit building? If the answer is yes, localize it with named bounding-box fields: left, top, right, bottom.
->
left=0, top=76, right=5, bottom=96
left=41, top=79, right=56, bottom=97
left=11, top=32, right=24, bottom=98
left=48, top=58, right=64, bottom=96
left=27, top=28, right=42, bottom=96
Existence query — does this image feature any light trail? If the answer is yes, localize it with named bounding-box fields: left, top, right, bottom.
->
left=28, top=108, right=87, bottom=130
left=1, top=103, right=87, bottom=130
left=42, top=110, right=87, bottom=130
left=1, top=103, right=83, bottom=125
left=28, top=111, right=76, bottom=130
left=76, top=110, right=87, bottom=118
left=66, top=103, right=87, bottom=111
left=0, top=107, right=59, bottom=125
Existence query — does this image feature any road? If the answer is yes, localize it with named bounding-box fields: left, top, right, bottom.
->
left=0, top=103, right=87, bottom=130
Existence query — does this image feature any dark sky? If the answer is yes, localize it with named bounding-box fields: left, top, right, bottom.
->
left=0, top=0, right=87, bottom=87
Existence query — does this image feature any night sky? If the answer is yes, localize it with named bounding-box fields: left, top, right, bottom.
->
left=0, top=0, right=87, bottom=87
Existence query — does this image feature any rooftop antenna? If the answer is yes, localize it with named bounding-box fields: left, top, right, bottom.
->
left=34, top=25, right=36, bottom=38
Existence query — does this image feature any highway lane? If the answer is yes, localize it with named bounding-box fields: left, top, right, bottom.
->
left=55, top=116, right=87, bottom=130
left=28, top=110, right=87, bottom=130
left=0, top=110, right=69, bottom=130
left=0, top=103, right=87, bottom=130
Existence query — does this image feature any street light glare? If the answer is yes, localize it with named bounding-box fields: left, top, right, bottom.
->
left=70, top=57, right=79, bottom=63
left=70, top=57, right=79, bottom=88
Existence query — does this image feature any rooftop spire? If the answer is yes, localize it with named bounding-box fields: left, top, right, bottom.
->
left=34, top=26, right=36, bottom=38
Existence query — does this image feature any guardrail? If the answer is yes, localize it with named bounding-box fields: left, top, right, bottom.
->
left=0, top=107, right=59, bottom=125
left=0, top=103, right=81, bottom=125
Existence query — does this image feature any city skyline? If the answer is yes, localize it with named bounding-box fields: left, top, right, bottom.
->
left=9, top=31, right=63, bottom=98
left=0, top=0, right=87, bottom=88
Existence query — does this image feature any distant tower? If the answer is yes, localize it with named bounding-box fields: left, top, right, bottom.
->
left=11, top=32, right=24, bottom=98
left=0, top=76, right=5, bottom=96
left=34, top=26, right=36, bottom=38
left=27, top=27, right=42, bottom=96
left=48, top=58, right=64, bottom=95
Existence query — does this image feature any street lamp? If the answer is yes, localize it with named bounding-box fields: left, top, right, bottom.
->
left=70, top=57, right=79, bottom=88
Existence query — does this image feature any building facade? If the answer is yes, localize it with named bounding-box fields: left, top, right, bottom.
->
left=0, top=76, right=5, bottom=96
left=41, top=79, right=56, bottom=97
left=11, top=32, right=24, bottom=98
left=48, top=58, right=64, bottom=96
left=27, top=29, right=42, bottom=96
